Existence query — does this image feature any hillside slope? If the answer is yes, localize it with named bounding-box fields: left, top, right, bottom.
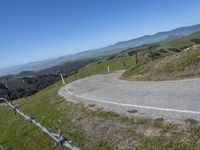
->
left=1, top=31, right=200, bottom=101
left=122, top=45, right=200, bottom=80
left=74, top=32, right=200, bottom=81
left=1, top=32, right=200, bottom=149
left=1, top=65, right=200, bottom=150
left=0, top=59, right=96, bottom=100
left=1, top=24, right=200, bottom=76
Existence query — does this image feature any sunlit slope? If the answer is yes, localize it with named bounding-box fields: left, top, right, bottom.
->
left=122, top=46, right=200, bottom=81
left=75, top=32, right=200, bottom=81
left=1, top=32, right=200, bottom=150
left=1, top=66, right=200, bottom=150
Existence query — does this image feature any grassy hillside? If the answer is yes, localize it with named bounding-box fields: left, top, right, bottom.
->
left=160, top=31, right=200, bottom=49
left=119, top=32, right=200, bottom=81
left=122, top=45, right=200, bottom=81
left=0, top=59, right=96, bottom=100
left=1, top=32, right=200, bottom=149
left=73, top=32, right=200, bottom=81
left=1, top=69, right=200, bottom=150
left=2, top=31, right=200, bottom=101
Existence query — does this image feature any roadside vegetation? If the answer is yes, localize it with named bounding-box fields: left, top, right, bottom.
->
left=1, top=32, right=200, bottom=149
left=121, top=32, right=200, bottom=80
left=122, top=46, right=200, bottom=80
left=1, top=72, right=200, bottom=150
left=74, top=32, right=200, bottom=81
left=1, top=32, right=200, bottom=101
left=0, top=59, right=96, bottom=100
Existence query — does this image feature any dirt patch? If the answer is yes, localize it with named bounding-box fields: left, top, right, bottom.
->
left=75, top=116, right=138, bottom=150
left=135, top=125, right=160, bottom=137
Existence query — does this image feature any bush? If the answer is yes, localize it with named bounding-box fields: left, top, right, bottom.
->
left=168, top=48, right=181, bottom=52
left=159, top=48, right=168, bottom=53
left=191, top=38, right=200, bottom=44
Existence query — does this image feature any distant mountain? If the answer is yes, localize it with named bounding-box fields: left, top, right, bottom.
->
left=0, top=59, right=95, bottom=100
left=85, top=24, right=200, bottom=56
left=0, top=58, right=62, bottom=76
left=1, top=24, right=200, bottom=76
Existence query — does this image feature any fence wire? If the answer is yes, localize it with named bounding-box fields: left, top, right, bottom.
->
left=0, top=97, right=80, bottom=150
left=0, top=144, right=5, bottom=150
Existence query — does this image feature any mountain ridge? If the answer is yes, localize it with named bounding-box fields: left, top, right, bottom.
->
left=1, top=24, right=200, bottom=76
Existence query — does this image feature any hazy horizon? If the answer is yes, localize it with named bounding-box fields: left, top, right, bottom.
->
left=1, top=0, right=200, bottom=69
left=0, top=23, right=199, bottom=70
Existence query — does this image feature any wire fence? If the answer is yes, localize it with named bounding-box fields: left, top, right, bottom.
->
left=0, top=97, right=80, bottom=150
left=0, top=144, right=5, bottom=150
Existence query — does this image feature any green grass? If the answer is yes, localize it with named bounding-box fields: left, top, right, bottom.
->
left=122, top=47, right=200, bottom=80
left=1, top=32, right=200, bottom=149
left=79, top=32, right=200, bottom=81
left=70, top=32, right=200, bottom=81
left=75, top=55, right=136, bottom=77
left=160, top=32, right=200, bottom=49
left=1, top=67, right=200, bottom=149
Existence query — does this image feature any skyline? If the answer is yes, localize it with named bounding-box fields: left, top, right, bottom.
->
left=0, top=23, right=199, bottom=70
left=0, top=0, right=200, bottom=69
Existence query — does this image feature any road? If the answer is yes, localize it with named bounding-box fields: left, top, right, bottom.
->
left=59, top=71, right=200, bottom=123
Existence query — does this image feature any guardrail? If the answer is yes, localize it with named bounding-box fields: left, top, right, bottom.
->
left=0, top=97, right=80, bottom=150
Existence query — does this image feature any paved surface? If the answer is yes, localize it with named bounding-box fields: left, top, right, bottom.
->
left=59, top=71, right=200, bottom=123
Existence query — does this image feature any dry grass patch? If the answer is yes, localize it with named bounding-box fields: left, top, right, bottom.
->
left=135, top=125, right=161, bottom=137
left=123, top=47, right=200, bottom=81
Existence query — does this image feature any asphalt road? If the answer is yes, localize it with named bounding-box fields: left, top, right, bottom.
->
left=59, top=71, right=200, bottom=123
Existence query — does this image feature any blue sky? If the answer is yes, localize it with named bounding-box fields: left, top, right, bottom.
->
left=0, top=0, right=200, bottom=69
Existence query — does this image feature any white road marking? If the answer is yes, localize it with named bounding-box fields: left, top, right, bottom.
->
left=66, top=87, right=200, bottom=115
